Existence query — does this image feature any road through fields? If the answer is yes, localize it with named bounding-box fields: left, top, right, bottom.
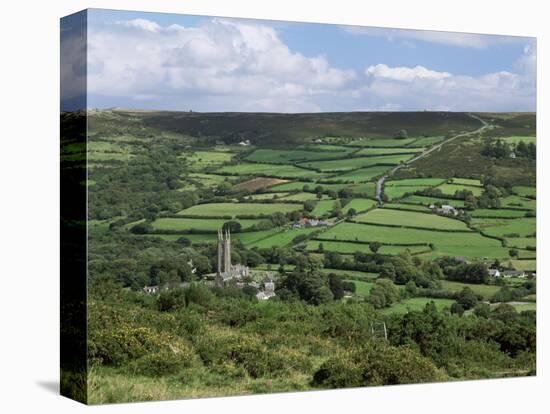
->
left=375, top=114, right=490, bottom=202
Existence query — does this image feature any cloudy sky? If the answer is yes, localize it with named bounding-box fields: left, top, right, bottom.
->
left=61, top=8, right=536, bottom=112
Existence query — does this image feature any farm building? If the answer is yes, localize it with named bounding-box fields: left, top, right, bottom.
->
left=488, top=269, right=501, bottom=278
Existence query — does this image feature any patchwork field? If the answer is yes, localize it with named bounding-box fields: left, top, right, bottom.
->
left=324, top=166, right=391, bottom=183
left=471, top=217, right=536, bottom=238
left=298, top=154, right=411, bottom=172
left=354, top=208, right=471, bottom=231
left=245, top=148, right=355, bottom=164
left=150, top=217, right=263, bottom=232
left=177, top=202, right=301, bottom=217
left=342, top=198, right=377, bottom=214
left=380, top=298, right=455, bottom=315
left=306, top=240, right=429, bottom=255
left=400, top=195, right=466, bottom=208
left=218, top=163, right=319, bottom=178
left=436, top=183, right=483, bottom=197
left=320, top=222, right=509, bottom=259
left=347, top=138, right=418, bottom=147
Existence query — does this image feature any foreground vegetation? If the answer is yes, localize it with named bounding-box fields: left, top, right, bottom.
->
left=62, top=109, right=537, bottom=403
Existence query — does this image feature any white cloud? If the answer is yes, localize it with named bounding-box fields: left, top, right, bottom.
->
left=343, top=26, right=524, bottom=49
left=88, top=18, right=355, bottom=112
left=86, top=17, right=535, bottom=112
left=366, top=64, right=451, bottom=81
left=358, top=60, right=534, bottom=111
left=116, top=18, right=162, bottom=33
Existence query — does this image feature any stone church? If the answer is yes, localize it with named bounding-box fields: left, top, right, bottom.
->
left=216, top=228, right=250, bottom=286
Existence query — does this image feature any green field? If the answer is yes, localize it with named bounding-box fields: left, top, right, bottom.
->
left=298, top=154, right=411, bottom=172
left=150, top=217, right=264, bottom=232
left=177, top=202, right=301, bottom=217
left=512, top=186, right=536, bottom=198
left=321, top=222, right=510, bottom=259
left=218, top=162, right=320, bottom=178
left=380, top=298, right=455, bottom=315
left=247, top=227, right=321, bottom=249
left=346, top=280, right=374, bottom=296
left=354, top=208, right=471, bottom=231
left=381, top=203, right=431, bottom=213
left=306, top=240, right=429, bottom=255
left=449, top=178, right=482, bottom=187
left=319, top=268, right=378, bottom=280
left=245, top=148, right=354, bottom=164
left=400, top=195, right=466, bottom=208
left=436, top=183, right=483, bottom=197
left=342, top=198, right=377, bottom=214
left=181, top=150, right=235, bottom=169
left=347, top=138, right=418, bottom=147
left=500, top=195, right=536, bottom=210
left=384, top=185, right=428, bottom=200
left=439, top=280, right=501, bottom=300
left=509, top=260, right=536, bottom=272
left=471, top=217, right=536, bottom=238
left=280, top=192, right=329, bottom=201
left=356, top=147, right=423, bottom=156
left=311, top=199, right=340, bottom=217
left=385, top=178, right=446, bottom=187
left=325, top=166, right=391, bottom=183
left=469, top=209, right=530, bottom=218
left=505, top=237, right=536, bottom=249
left=500, top=136, right=536, bottom=145
left=245, top=193, right=290, bottom=201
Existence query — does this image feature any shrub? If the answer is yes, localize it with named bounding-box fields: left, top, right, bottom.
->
left=126, top=347, right=195, bottom=377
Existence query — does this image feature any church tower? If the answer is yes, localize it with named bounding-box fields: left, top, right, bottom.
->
left=223, top=229, right=231, bottom=273
left=216, top=228, right=232, bottom=286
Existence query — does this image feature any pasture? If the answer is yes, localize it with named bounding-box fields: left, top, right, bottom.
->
left=355, top=147, right=423, bottom=156
left=181, top=150, right=234, bottom=169
left=512, top=186, right=536, bottom=198
left=400, top=195, right=466, bottom=208
left=306, top=240, right=429, bottom=255
left=470, top=217, right=536, bottom=238
left=436, top=183, right=483, bottom=197
left=321, top=222, right=510, bottom=259
left=342, top=198, right=377, bottom=214
left=346, top=280, right=374, bottom=296
left=380, top=298, right=455, bottom=315
left=150, top=217, right=263, bottom=232
left=385, top=178, right=446, bottom=187
left=325, top=166, right=391, bottom=183
left=177, top=202, right=300, bottom=217
left=298, top=154, right=411, bottom=172
left=311, top=200, right=340, bottom=217
left=218, top=163, right=319, bottom=178
left=500, top=195, right=536, bottom=210
left=232, top=177, right=288, bottom=192
left=439, top=280, right=501, bottom=300
left=347, top=138, right=418, bottom=147
left=245, top=148, right=354, bottom=164
left=469, top=209, right=530, bottom=218
left=354, top=208, right=471, bottom=231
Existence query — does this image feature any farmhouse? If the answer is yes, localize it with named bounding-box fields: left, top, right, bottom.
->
left=143, top=285, right=160, bottom=294
left=502, top=270, right=526, bottom=278
left=488, top=269, right=501, bottom=278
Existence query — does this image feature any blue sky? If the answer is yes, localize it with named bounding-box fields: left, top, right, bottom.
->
left=61, top=8, right=536, bottom=112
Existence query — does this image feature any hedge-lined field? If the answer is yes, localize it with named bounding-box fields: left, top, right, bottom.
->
left=311, top=200, right=339, bottom=217
left=347, top=138, right=418, bottom=147
left=245, top=148, right=354, bottom=164
left=218, top=163, right=320, bottom=178
left=177, top=202, right=301, bottom=217
left=356, top=147, right=423, bottom=156
left=501, top=195, right=536, bottom=210
left=384, top=185, right=430, bottom=200
left=380, top=298, right=455, bottom=315
left=469, top=209, right=531, bottom=218
left=385, top=178, right=446, bottom=187
left=306, top=240, right=429, bottom=255
left=470, top=217, right=536, bottom=238
left=298, top=154, right=411, bottom=172
left=400, top=195, right=466, bottom=208
left=151, top=218, right=264, bottom=232
left=324, top=166, right=391, bottom=183
left=354, top=208, right=471, bottom=231
left=342, top=198, right=377, bottom=214
left=321, top=222, right=510, bottom=258
left=436, top=183, right=483, bottom=197
left=512, top=186, right=536, bottom=198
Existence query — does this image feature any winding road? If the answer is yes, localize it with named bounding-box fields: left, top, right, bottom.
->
left=375, top=114, right=490, bottom=202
